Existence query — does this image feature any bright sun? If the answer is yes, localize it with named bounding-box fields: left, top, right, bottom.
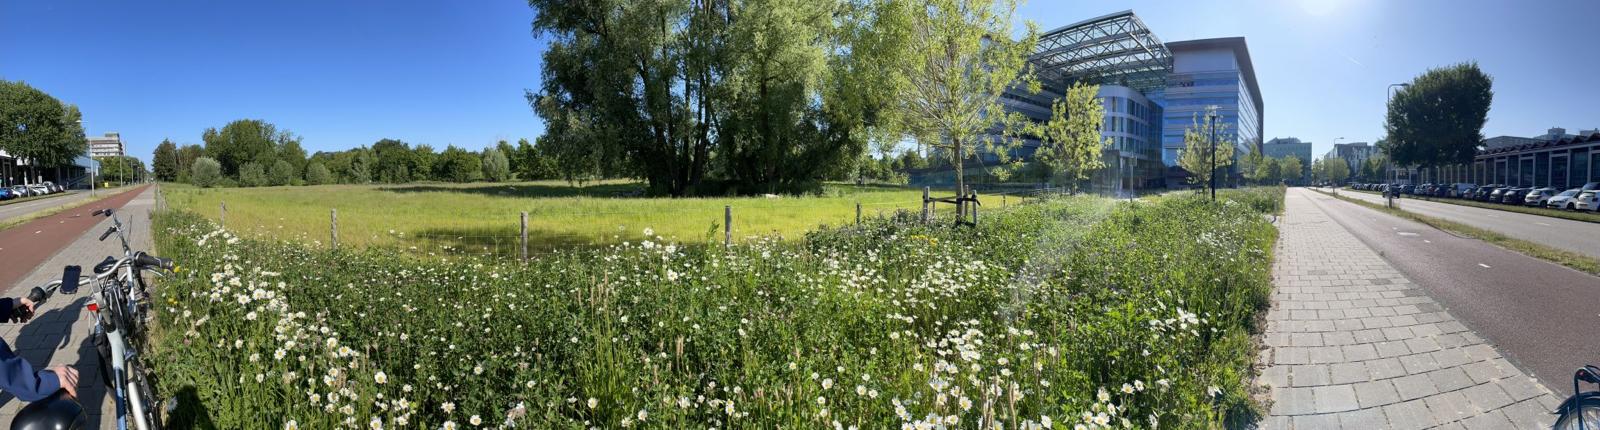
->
left=1297, top=0, right=1343, bottom=16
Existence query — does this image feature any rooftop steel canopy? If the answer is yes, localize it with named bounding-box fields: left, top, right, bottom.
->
left=1030, top=10, right=1171, bottom=94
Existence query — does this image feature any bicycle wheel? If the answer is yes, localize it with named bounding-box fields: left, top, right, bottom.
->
left=125, top=356, right=163, bottom=430
left=1556, top=396, right=1600, bottom=430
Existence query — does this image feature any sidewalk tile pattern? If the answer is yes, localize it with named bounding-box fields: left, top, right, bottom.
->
left=1261, top=192, right=1564, bottom=429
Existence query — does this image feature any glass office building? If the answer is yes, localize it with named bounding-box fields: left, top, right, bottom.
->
left=1160, top=38, right=1264, bottom=187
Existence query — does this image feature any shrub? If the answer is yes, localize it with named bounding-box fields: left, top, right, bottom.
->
left=481, top=148, right=510, bottom=182
left=150, top=189, right=1281, bottom=429
left=189, top=157, right=223, bottom=188
left=304, top=162, right=332, bottom=185
left=239, top=162, right=267, bottom=187
left=268, top=160, right=296, bottom=186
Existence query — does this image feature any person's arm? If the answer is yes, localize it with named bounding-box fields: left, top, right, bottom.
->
left=0, top=339, right=60, bottom=401
left=0, top=298, right=15, bottom=323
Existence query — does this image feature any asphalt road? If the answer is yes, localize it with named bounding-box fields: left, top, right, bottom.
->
left=1293, top=188, right=1600, bottom=391
left=1337, top=189, right=1600, bottom=259
left=0, top=191, right=92, bottom=224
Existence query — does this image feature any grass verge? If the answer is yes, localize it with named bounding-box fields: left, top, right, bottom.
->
left=149, top=187, right=1284, bottom=429
left=1315, top=188, right=1600, bottom=276
left=1345, top=188, right=1600, bottom=224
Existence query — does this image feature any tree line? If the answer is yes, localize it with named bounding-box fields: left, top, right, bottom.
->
left=151, top=119, right=556, bottom=188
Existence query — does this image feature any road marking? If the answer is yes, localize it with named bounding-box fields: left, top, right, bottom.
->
left=1423, top=239, right=1432, bottom=243
left=1478, top=263, right=1492, bottom=268
left=1398, top=232, right=1419, bottom=236
left=1536, top=222, right=1552, bottom=226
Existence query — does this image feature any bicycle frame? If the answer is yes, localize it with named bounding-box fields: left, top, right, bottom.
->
left=46, top=256, right=158, bottom=430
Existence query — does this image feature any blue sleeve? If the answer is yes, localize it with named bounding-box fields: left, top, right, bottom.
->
left=0, top=336, right=60, bottom=401
left=0, top=298, right=14, bottom=322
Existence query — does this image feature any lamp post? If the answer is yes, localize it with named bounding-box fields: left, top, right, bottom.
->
left=1208, top=111, right=1218, bottom=201
left=1386, top=83, right=1410, bottom=185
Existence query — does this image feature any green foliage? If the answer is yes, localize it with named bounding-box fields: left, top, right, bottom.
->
left=893, top=0, right=1039, bottom=194
left=96, top=156, right=146, bottom=184
left=436, top=145, right=482, bottom=183
left=1253, top=157, right=1280, bottom=184
left=202, top=119, right=291, bottom=176
left=176, top=144, right=206, bottom=183
left=238, top=162, right=268, bottom=187
left=480, top=148, right=511, bottom=182
left=268, top=159, right=296, bottom=186
left=1278, top=156, right=1303, bottom=184
left=0, top=80, right=87, bottom=168
left=149, top=186, right=1281, bottom=429
left=153, top=140, right=180, bottom=182
left=304, top=162, right=333, bottom=185
left=1033, top=82, right=1108, bottom=190
left=373, top=138, right=415, bottom=183
left=1383, top=62, right=1494, bottom=169
left=189, top=157, right=223, bottom=188
left=412, top=144, right=438, bottom=182
left=512, top=138, right=555, bottom=181
left=1178, top=106, right=1235, bottom=186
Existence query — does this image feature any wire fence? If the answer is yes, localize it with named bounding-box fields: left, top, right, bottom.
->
left=171, top=185, right=1077, bottom=262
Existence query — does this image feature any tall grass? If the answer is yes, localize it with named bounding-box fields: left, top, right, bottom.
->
left=160, top=181, right=964, bottom=250
left=148, top=188, right=1282, bottom=429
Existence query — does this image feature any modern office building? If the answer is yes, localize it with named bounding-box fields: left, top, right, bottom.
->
left=1160, top=37, right=1264, bottom=187
left=1323, top=141, right=1375, bottom=174
left=88, top=132, right=125, bottom=158
left=992, top=10, right=1262, bottom=192
left=1471, top=128, right=1600, bottom=189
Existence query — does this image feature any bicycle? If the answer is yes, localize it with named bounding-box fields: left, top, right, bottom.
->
left=12, top=208, right=173, bottom=430
left=1556, top=366, right=1600, bottom=429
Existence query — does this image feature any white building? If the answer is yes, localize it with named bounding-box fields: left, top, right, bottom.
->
left=88, top=132, right=125, bottom=158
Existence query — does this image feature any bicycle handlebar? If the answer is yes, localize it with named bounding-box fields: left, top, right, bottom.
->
left=98, top=226, right=116, bottom=242
left=132, top=253, right=172, bottom=271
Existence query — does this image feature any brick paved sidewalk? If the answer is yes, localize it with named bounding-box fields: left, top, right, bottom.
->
left=1259, top=191, right=1562, bottom=429
left=0, top=186, right=156, bottom=428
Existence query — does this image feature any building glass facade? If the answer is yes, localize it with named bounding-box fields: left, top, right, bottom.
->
left=1160, top=40, right=1264, bottom=184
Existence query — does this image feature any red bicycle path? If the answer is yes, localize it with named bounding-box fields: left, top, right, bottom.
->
left=0, top=185, right=151, bottom=289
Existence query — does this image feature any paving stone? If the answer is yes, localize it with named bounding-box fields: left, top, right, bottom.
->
left=1459, top=409, right=1512, bottom=430
left=1313, top=384, right=1360, bottom=413
left=1461, top=382, right=1515, bottom=412
left=1429, top=367, right=1476, bottom=392
left=1424, top=390, right=1476, bottom=425
left=1353, top=379, right=1401, bottom=409
left=1341, top=343, right=1379, bottom=362
left=1495, top=377, right=1548, bottom=403
left=1271, top=386, right=1317, bottom=416
left=1367, top=357, right=1409, bottom=380
left=1383, top=399, right=1437, bottom=430
left=1292, top=364, right=1331, bottom=387
left=1328, top=361, right=1369, bottom=385
left=1292, top=413, right=1342, bottom=429
left=1393, top=372, right=1441, bottom=401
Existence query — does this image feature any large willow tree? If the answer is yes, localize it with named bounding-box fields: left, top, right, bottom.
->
left=529, top=0, right=904, bottom=196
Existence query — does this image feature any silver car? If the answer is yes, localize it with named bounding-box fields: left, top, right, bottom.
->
left=1547, top=188, right=1582, bottom=209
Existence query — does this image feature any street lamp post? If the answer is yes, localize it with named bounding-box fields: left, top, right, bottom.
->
left=1208, top=112, right=1218, bottom=201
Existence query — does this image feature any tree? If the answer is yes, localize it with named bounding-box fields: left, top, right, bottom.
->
left=1177, top=106, right=1235, bottom=188
left=1327, top=156, right=1351, bottom=185
left=372, top=139, right=414, bottom=183
left=151, top=140, right=179, bottom=182
left=436, top=145, right=482, bottom=183
left=412, top=144, right=438, bottom=182
left=481, top=147, right=511, bottom=182
left=268, top=159, right=296, bottom=186
left=1280, top=156, right=1304, bottom=185
left=305, top=162, right=333, bottom=185
left=892, top=0, right=1038, bottom=195
left=1032, top=81, right=1107, bottom=190
left=0, top=80, right=88, bottom=179
left=1253, top=157, right=1280, bottom=184
left=1383, top=62, right=1493, bottom=172
left=277, top=138, right=307, bottom=180
left=190, top=157, right=223, bottom=188
left=176, top=144, right=205, bottom=183
left=239, top=162, right=268, bottom=187
left=96, top=156, right=145, bottom=185
left=1241, top=142, right=1266, bottom=184
left=512, top=138, right=553, bottom=181
left=203, top=119, right=291, bottom=177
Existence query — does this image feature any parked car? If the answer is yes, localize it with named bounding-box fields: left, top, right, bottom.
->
left=1548, top=188, right=1583, bottom=209
left=0, top=188, right=14, bottom=201
left=1453, top=183, right=1478, bottom=198
left=27, top=184, right=48, bottom=196
left=1525, top=187, right=1558, bottom=207
left=41, top=181, right=59, bottom=194
left=1487, top=187, right=1507, bottom=202
left=1480, top=185, right=1506, bottom=201
left=1581, top=182, right=1600, bottom=192
left=1576, top=190, right=1600, bottom=212
left=10, top=185, right=33, bottom=197
left=1500, top=187, right=1528, bottom=204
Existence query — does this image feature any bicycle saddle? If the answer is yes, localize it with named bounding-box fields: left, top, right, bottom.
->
left=92, top=256, right=117, bottom=274
left=10, top=390, right=85, bottom=430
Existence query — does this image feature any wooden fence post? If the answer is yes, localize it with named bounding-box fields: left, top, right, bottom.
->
left=520, top=211, right=529, bottom=261
left=855, top=202, right=861, bottom=225
left=724, top=205, right=732, bottom=246
left=921, top=187, right=930, bottom=223
left=970, top=189, right=979, bottom=225
left=330, top=209, right=339, bottom=248
left=220, top=201, right=226, bottom=226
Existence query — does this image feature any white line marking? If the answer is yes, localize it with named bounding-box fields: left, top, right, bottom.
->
left=1423, top=240, right=1432, bottom=243
left=1398, top=232, right=1419, bottom=236
left=1478, top=263, right=1492, bottom=268
left=1536, top=222, right=1552, bottom=226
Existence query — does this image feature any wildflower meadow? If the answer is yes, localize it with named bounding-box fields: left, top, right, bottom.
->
left=147, top=188, right=1283, bottom=429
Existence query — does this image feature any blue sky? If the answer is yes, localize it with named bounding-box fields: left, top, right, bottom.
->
left=3, top=0, right=1597, bottom=163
